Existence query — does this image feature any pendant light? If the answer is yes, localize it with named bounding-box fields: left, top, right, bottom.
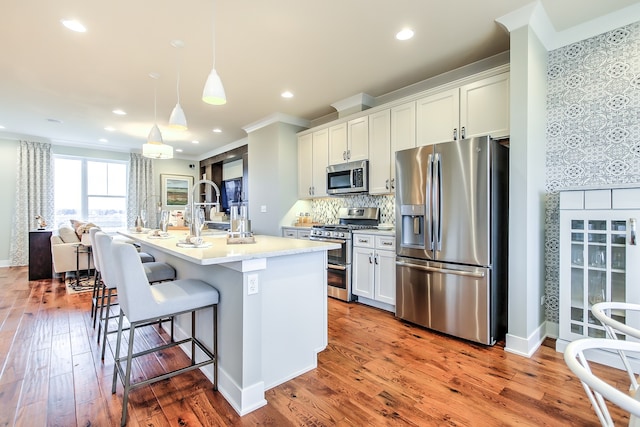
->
left=202, top=0, right=226, bottom=105
left=143, top=73, right=173, bottom=159
left=168, top=40, right=187, bottom=130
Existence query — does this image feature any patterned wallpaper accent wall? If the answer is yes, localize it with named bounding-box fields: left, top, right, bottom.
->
left=545, top=22, right=640, bottom=323
left=311, top=194, right=395, bottom=224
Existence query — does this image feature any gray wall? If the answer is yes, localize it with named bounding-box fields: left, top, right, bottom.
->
left=247, top=122, right=303, bottom=235
left=0, top=140, right=18, bottom=264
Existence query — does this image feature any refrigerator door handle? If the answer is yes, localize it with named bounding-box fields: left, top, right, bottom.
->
left=426, top=153, right=434, bottom=250
left=395, top=260, right=486, bottom=279
left=433, top=153, right=442, bottom=251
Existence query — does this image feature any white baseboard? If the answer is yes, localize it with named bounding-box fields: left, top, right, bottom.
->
left=504, top=321, right=548, bottom=357
left=0, top=260, right=11, bottom=268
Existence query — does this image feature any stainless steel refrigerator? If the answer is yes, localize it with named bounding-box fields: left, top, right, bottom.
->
left=395, top=136, right=508, bottom=345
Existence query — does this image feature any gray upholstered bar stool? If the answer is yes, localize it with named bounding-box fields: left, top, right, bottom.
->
left=109, top=239, right=218, bottom=427
left=94, top=231, right=176, bottom=360
left=89, top=227, right=157, bottom=327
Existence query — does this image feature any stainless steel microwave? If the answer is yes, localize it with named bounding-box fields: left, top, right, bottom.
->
left=327, top=160, right=368, bottom=195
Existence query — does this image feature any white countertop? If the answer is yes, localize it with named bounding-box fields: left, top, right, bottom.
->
left=118, top=229, right=340, bottom=266
left=352, top=228, right=395, bottom=236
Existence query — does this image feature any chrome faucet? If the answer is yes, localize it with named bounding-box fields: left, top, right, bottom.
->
left=188, top=179, right=221, bottom=238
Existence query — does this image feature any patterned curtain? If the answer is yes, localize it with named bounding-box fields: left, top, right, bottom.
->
left=128, top=153, right=157, bottom=228
left=10, top=141, right=54, bottom=266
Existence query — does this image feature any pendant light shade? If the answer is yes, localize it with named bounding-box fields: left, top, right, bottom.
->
left=202, top=68, right=226, bottom=105
left=168, top=103, right=187, bottom=130
left=202, top=0, right=226, bottom=105
left=169, top=40, right=188, bottom=129
left=142, top=73, right=173, bottom=160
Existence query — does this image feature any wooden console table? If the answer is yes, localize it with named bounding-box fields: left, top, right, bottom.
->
left=29, top=229, right=53, bottom=280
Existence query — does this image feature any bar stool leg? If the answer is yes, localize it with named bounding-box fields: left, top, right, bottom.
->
left=100, top=289, right=114, bottom=360
left=112, top=310, right=125, bottom=394
left=213, top=304, right=218, bottom=391
left=121, top=322, right=136, bottom=427
left=191, top=311, right=196, bottom=365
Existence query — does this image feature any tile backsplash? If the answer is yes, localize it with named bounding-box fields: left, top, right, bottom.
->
left=311, top=194, right=395, bottom=224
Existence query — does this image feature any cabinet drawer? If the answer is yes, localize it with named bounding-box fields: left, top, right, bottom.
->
left=297, top=230, right=311, bottom=239
left=283, top=229, right=297, bottom=238
left=376, top=236, right=396, bottom=251
left=353, top=235, right=374, bottom=248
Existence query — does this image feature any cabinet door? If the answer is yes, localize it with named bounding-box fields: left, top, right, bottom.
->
left=374, top=249, right=396, bottom=305
left=312, top=128, right=329, bottom=197
left=416, top=88, right=459, bottom=146
left=368, top=109, right=392, bottom=195
left=353, top=246, right=374, bottom=298
left=297, top=133, right=313, bottom=199
left=559, top=211, right=640, bottom=343
left=347, top=116, right=369, bottom=162
left=328, top=123, right=348, bottom=165
left=459, top=73, right=509, bottom=139
left=391, top=101, right=416, bottom=192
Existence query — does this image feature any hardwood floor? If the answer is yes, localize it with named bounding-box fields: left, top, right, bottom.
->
left=0, top=266, right=630, bottom=426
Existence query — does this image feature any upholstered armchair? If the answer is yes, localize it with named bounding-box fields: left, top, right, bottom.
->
left=50, top=222, right=96, bottom=277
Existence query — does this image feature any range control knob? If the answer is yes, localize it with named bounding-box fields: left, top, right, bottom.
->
left=324, top=231, right=331, bottom=237
left=338, top=232, right=345, bottom=238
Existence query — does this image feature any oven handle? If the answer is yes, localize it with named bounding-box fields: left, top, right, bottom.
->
left=309, top=237, right=346, bottom=245
left=395, top=260, right=485, bottom=278
left=327, top=263, right=347, bottom=271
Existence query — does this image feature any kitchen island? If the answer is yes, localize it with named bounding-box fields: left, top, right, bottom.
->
left=117, top=229, right=339, bottom=415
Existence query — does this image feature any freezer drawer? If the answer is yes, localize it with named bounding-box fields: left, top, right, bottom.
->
left=396, top=258, right=493, bottom=345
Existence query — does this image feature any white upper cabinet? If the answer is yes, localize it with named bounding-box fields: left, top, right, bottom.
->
left=416, top=72, right=510, bottom=146
left=328, top=117, right=369, bottom=165
left=369, top=102, right=417, bottom=195
left=297, top=129, right=328, bottom=199
left=297, top=133, right=313, bottom=199
left=368, top=109, right=392, bottom=195
left=460, top=72, right=510, bottom=140
left=416, top=89, right=459, bottom=146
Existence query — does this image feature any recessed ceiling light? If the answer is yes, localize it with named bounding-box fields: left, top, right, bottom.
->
left=99, top=138, right=108, bottom=143
left=61, top=19, right=86, bottom=33
left=192, top=140, right=200, bottom=144
left=112, top=109, right=126, bottom=115
left=396, top=28, right=414, bottom=41
left=175, top=148, right=183, bottom=153
left=104, top=126, right=116, bottom=132
left=47, top=118, right=63, bottom=124
left=212, top=128, right=222, bottom=133
left=281, top=91, right=294, bottom=98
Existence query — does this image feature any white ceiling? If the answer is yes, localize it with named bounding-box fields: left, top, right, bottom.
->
left=0, top=0, right=637, bottom=159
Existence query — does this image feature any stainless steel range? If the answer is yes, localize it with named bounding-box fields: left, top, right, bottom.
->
left=310, top=207, right=379, bottom=301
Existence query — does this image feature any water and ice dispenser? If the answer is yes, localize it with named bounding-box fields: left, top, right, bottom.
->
left=400, top=204, right=425, bottom=249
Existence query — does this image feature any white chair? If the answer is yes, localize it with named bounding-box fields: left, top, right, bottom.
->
left=94, top=231, right=176, bottom=360
left=109, top=239, right=219, bottom=427
left=592, top=302, right=640, bottom=393
left=564, top=338, right=640, bottom=426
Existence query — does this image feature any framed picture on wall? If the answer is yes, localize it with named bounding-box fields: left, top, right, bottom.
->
left=161, top=174, right=194, bottom=210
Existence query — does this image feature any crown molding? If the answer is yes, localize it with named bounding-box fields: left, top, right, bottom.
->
left=242, top=113, right=310, bottom=135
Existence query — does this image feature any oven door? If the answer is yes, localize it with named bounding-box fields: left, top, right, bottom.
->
left=310, top=236, right=349, bottom=265
left=328, top=264, right=351, bottom=301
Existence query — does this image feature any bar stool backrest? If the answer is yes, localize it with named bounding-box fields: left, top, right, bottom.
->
left=88, top=227, right=101, bottom=274
left=94, top=232, right=117, bottom=290
left=110, top=240, right=154, bottom=322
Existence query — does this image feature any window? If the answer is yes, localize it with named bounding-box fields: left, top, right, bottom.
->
left=53, top=156, right=128, bottom=232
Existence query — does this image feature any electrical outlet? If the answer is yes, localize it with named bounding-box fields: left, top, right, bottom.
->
left=248, top=274, right=259, bottom=295
left=260, top=205, right=267, bottom=213
left=541, top=294, right=546, bottom=306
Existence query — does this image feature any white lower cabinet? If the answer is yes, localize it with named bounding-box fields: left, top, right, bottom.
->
left=558, top=188, right=640, bottom=370
left=353, top=233, right=395, bottom=312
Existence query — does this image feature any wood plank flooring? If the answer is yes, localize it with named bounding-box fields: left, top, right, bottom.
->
left=0, top=266, right=631, bottom=426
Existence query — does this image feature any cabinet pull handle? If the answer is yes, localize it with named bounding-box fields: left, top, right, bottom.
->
left=631, top=218, right=637, bottom=245
left=453, top=128, right=457, bottom=140
left=343, top=151, right=347, bottom=161
left=391, top=178, right=395, bottom=190
left=374, top=255, right=379, bottom=265
left=385, top=179, right=389, bottom=190
left=368, top=254, right=373, bottom=264
left=461, top=126, right=466, bottom=139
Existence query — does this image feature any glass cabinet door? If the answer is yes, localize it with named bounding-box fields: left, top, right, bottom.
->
left=564, top=215, right=629, bottom=341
